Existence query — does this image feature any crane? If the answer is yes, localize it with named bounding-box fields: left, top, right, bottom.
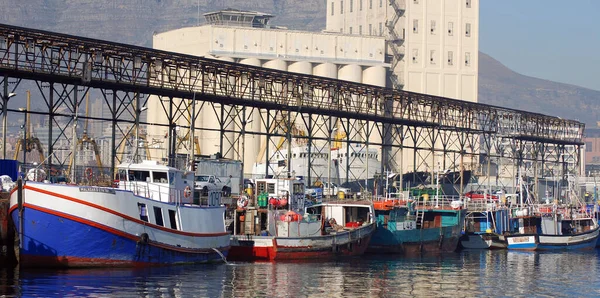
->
left=256, top=111, right=307, bottom=164
left=66, top=92, right=104, bottom=180
left=13, top=90, right=44, bottom=164
left=176, top=132, right=201, bottom=156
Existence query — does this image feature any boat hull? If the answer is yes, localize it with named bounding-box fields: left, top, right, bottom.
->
left=506, top=227, right=600, bottom=251
left=228, top=223, right=375, bottom=261
left=9, top=183, right=230, bottom=268
left=367, top=225, right=462, bottom=255
left=460, top=233, right=507, bottom=250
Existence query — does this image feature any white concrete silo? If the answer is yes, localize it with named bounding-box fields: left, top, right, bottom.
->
left=239, top=57, right=263, bottom=174
left=201, top=56, right=235, bottom=157
left=312, top=62, right=338, bottom=142
left=337, top=64, right=363, bottom=141
left=362, top=65, right=386, bottom=146
left=255, top=59, right=288, bottom=167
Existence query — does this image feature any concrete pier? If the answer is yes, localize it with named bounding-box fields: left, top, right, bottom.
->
left=0, top=193, right=17, bottom=268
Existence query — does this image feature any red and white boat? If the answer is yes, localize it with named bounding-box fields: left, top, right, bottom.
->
left=227, top=177, right=375, bottom=261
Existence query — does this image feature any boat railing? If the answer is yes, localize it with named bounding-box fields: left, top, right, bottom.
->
left=120, top=181, right=190, bottom=204
left=412, top=195, right=463, bottom=210
left=464, top=198, right=504, bottom=212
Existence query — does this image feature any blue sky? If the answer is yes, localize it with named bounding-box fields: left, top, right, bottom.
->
left=480, top=0, right=600, bottom=91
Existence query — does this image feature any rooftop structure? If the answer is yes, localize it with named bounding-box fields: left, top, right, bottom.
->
left=203, top=8, right=275, bottom=28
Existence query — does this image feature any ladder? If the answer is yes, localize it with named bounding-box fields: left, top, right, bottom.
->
left=415, top=208, right=425, bottom=229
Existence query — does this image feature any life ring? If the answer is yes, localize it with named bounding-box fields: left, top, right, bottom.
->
left=237, top=196, right=249, bottom=209
left=183, top=186, right=192, bottom=198
left=85, top=167, right=93, bottom=179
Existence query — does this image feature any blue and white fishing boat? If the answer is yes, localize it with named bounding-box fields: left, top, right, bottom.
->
left=505, top=205, right=599, bottom=251
left=9, top=160, right=230, bottom=268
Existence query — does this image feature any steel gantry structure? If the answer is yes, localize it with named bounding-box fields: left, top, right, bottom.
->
left=0, top=23, right=585, bottom=200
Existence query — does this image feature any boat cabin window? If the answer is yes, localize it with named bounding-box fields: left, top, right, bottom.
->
left=257, top=181, right=266, bottom=193
left=116, top=169, right=127, bottom=181
left=168, top=210, right=178, bottom=230
left=137, top=203, right=148, bottom=222
left=153, top=171, right=168, bottom=183
left=154, top=207, right=164, bottom=227
left=293, top=183, right=304, bottom=195
left=130, top=170, right=150, bottom=182
left=267, top=183, right=275, bottom=193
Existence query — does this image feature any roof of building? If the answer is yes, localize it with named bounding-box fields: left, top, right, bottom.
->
left=203, top=8, right=274, bottom=28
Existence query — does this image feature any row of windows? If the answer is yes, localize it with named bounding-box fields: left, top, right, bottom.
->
left=340, top=22, right=384, bottom=36
left=414, top=0, right=472, bottom=8
left=332, top=0, right=383, bottom=16
left=413, top=20, right=472, bottom=37
left=138, top=203, right=178, bottom=230
left=280, top=152, right=379, bottom=159
left=333, top=0, right=472, bottom=16
left=411, top=50, right=472, bottom=66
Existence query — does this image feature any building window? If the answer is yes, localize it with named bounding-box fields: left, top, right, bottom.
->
left=331, top=2, right=335, bottom=15
left=350, top=0, right=353, bottom=12
left=380, top=0, right=383, bottom=7
left=359, top=25, right=362, bottom=35
left=412, top=49, right=418, bottom=63
left=586, top=142, right=593, bottom=152
left=465, top=23, right=471, bottom=37
left=448, top=51, right=453, bottom=65
left=430, top=50, right=436, bottom=64
left=379, top=22, right=383, bottom=36
left=448, top=22, right=454, bottom=36
left=340, top=28, right=343, bottom=33
left=466, top=0, right=471, bottom=8
left=341, top=0, right=344, bottom=14
left=369, top=23, right=372, bottom=35
left=430, top=20, right=436, bottom=34
left=465, top=52, right=471, bottom=66
left=349, top=26, right=353, bottom=34
left=414, top=0, right=419, bottom=4
left=360, top=0, right=363, bottom=10
left=370, top=0, right=373, bottom=9
left=413, top=19, right=418, bottom=33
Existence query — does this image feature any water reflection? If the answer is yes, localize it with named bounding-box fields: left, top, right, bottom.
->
left=1, top=251, right=599, bottom=297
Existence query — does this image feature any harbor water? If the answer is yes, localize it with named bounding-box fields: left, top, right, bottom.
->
left=1, top=250, right=599, bottom=297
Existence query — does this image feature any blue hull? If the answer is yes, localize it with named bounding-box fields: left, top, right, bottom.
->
left=11, top=208, right=228, bottom=268
left=537, top=239, right=597, bottom=251
left=507, top=232, right=599, bottom=251
left=368, top=225, right=462, bottom=254
left=508, top=240, right=597, bottom=251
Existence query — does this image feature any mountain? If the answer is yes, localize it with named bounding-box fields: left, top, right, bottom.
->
left=478, top=53, right=600, bottom=127
left=0, top=0, right=326, bottom=47
left=0, top=0, right=598, bottom=127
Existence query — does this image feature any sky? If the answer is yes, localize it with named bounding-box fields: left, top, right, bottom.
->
left=480, top=0, right=600, bottom=91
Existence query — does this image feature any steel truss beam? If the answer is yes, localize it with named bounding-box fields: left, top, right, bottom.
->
left=0, top=23, right=585, bottom=201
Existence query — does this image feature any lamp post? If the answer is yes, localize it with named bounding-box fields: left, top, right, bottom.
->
left=134, top=105, right=148, bottom=163
left=2, top=91, right=16, bottom=159
left=327, top=127, right=338, bottom=199
left=18, top=107, right=26, bottom=167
